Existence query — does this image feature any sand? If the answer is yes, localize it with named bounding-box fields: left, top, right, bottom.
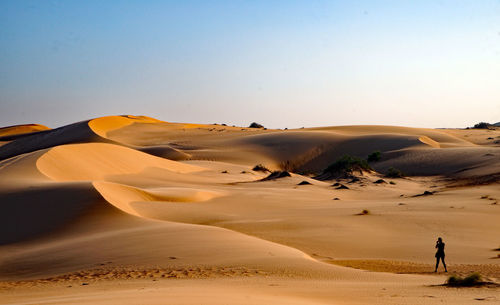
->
left=0, top=115, right=499, bottom=304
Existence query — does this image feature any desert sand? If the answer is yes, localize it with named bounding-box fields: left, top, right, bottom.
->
left=0, top=115, right=499, bottom=304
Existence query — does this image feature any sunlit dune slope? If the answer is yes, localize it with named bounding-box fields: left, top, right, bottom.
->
left=93, top=181, right=223, bottom=217
left=0, top=124, right=50, bottom=139
left=88, top=115, right=164, bottom=138
left=36, top=143, right=204, bottom=181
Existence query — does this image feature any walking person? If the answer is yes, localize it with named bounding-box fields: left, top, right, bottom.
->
left=434, top=237, right=447, bottom=272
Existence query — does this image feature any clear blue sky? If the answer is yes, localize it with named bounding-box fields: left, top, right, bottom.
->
left=1, top=0, right=499, bottom=128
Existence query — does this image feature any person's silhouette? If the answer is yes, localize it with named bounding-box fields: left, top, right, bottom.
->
left=434, top=237, right=447, bottom=272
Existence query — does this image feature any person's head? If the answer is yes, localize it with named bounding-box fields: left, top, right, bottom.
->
left=437, top=237, right=442, bottom=242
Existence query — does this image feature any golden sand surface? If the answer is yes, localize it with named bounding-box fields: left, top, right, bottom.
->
left=0, top=115, right=499, bottom=304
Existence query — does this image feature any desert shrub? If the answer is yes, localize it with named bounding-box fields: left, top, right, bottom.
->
left=252, top=164, right=270, bottom=172
left=336, top=184, right=349, bottom=189
left=323, top=155, right=371, bottom=176
left=249, top=122, right=264, bottom=128
left=367, top=151, right=381, bottom=162
left=260, top=171, right=291, bottom=181
left=385, top=167, right=404, bottom=178
left=472, top=122, right=492, bottom=129
left=297, top=181, right=312, bottom=185
left=356, top=209, right=370, bottom=215
left=446, top=273, right=482, bottom=287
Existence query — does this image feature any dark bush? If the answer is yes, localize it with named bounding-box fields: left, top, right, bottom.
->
left=385, top=167, right=404, bottom=178
left=261, top=171, right=291, bottom=181
left=252, top=164, right=270, bottom=172
left=323, top=155, right=371, bottom=177
left=356, top=209, right=370, bottom=215
left=446, top=273, right=483, bottom=287
left=367, top=151, right=381, bottom=162
left=249, top=122, right=264, bottom=128
left=297, top=181, right=312, bottom=185
left=472, top=122, right=492, bottom=129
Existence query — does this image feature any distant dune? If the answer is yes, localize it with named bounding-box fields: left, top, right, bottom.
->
left=1, top=115, right=499, bottom=304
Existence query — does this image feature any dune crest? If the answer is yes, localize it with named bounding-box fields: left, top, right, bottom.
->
left=0, top=124, right=50, bottom=138
left=36, top=143, right=205, bottom=181
left=88, top=115, right=163, bottom=138
left=418, top=136, right=440, bottom=148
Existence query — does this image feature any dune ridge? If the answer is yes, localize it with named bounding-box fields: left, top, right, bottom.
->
left=0, top=124, right=50, bottom=139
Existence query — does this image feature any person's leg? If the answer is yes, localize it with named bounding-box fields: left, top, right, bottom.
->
left=435, top=256, right=439, bottom=272
left=441, top=256, right=447, bottom=272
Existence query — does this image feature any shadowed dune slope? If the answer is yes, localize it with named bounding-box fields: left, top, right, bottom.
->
left=0, top=149, right=50, bottom=184
left=0, top=120, right=112, bottom=161
left=0, top=116, right=165, bottom=162
left=374, top=146, right=500, bottom=177
left=0, top=182, right=109, bottom=245
left=308, top=125, right=476, bottom=147
left=230, top=132, right=435, bottom=172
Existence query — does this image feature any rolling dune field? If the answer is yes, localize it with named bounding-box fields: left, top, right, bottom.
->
left=1, top=115, right=499, bottom=304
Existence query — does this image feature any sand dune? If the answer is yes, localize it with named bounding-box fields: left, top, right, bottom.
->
left=93, top=181, right=224, bottom=217
left=88, top=115, right=164, bottom=139
left=36, top=142, right=204, bottom=181
left=0, top=124, right=50, bottom=139
left=0, top=120, right=111, bottom=162
left=0, top=115, right=499, bottom=304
